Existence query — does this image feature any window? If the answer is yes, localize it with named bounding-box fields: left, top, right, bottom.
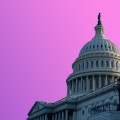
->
left=96, top=61, right=98, bottom=67
left=105, top=45, right=107, bottom=48
left=82, top=63, right=84, bottom=69
left=76, top=66, right=77, bottom=71
left=79, top=64, right=81, bottom=70
left=91, top=61, right=93, bottom=68
left=106, top=61, right=109, bottom=67
left=82, top=110, right=85, bottom=115
left=116, top=61, right=118, bottom=69
left=89, top=46, right=91, bottom=50
left=101, top=61, right=104, bottom=67
left=86, top=62, right=89, bottom=68
left=69, top=82, right=72, bottom=95
left=111, top=61, right=114, bottom=68
left=112, top=47, right=115, bottom=52
left=109, top=46, right=111, bottom=50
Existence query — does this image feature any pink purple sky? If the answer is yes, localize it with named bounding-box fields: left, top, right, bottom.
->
left=1, top=0, right=120, bottom=120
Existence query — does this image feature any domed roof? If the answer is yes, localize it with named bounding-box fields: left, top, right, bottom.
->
left=79, top=14, right=120, bottom=56
left=79, top=37, right=119, bottom=56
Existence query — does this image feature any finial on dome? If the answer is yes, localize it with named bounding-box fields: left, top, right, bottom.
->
left=97, top=13, right=102, bottom=25
left=94, top=13, right=104, bottom=38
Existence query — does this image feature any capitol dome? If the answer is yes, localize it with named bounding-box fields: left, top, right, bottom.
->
left=80, top=37, right=119, bottom=56
left=66, top=13, right=120, bottom=98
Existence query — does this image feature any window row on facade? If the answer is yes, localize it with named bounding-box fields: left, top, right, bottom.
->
left=74, top=60, right=119, bottom=72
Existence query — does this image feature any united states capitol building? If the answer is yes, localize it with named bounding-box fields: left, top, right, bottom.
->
left=27, top=14, right=120, bottom=120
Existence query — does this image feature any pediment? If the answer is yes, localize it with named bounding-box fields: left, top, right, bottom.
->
left=28, top=101, right=47, bottom=115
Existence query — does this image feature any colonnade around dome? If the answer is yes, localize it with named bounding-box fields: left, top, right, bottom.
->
left=67, top=75, right=119, bottom=96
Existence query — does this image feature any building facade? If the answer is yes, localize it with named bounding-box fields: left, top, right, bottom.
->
left=27, top=14, right=120, bottom=120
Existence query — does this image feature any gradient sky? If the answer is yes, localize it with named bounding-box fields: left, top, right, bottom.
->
left=1, top=0, right=120, bottom=120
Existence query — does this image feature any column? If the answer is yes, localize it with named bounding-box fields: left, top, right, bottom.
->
left=105, top=75, right=107, bottom=86
left=40, top=116, right=41, bottom=120
left=93, top=75, right=95, bottom=90
left=65, top=110, right=68, bottom=120
left=43, top=115, right=45, bottom=120
left=86, top=76, right=89, bottom=91
left=81, top=77, right=83, bottom=92
left=82, top=77, right=85, bottom=91
left=112, top=75, right=114, bottom=82
left=78, top=78, right=81, bottom=92
left=58, top=112, right=60, bottom=120
left=99, top=75, right=101, bottom=88
left=72, top=80, right=74, bottom=93
left=55, top=113, right=57, bottom=120
left=72, top=111, right=76, bottom=120
left=67, top=83, right=69, bottom=95
left=70, top=81, right=72, bottom=94
left=41, top=115, right=43, bottom=120
left=41, top=115, right=42, bottom=120
left=84, top=78, right=86, bottom=91
left=115, top=76, right=118, bottom=82
left=52, top=114, right=54, bottom=120
left=62, top=111, right=64, bottom=120
left=45, top=114, right=47, bottom=120
left=109, top=60, right=111, bottom=68
left=76, top=78, right=78, bottom=93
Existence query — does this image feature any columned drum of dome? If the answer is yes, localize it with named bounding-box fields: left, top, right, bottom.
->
left=66, top=14, right=120, bottom=97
